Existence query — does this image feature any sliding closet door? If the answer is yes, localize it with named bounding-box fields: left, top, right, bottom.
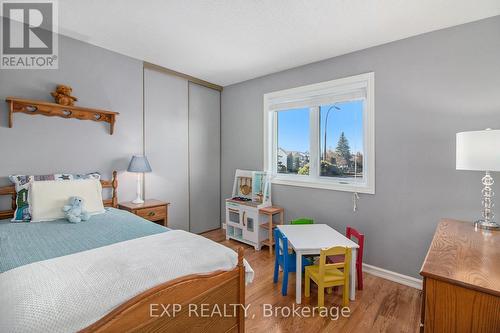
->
left=188, top=83, right=221, bottom=233
left=144, top=68, right=189, bottom=231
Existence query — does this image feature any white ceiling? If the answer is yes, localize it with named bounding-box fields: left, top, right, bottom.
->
left=56, top=0, right=500, bottom=86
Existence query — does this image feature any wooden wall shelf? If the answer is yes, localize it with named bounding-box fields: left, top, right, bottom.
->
left=6, top=97, right=119, bottom=135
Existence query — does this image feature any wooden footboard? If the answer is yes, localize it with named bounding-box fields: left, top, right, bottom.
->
left=80, top=247, right=246, bottom=333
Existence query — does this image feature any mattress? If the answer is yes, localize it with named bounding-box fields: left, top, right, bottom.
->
left=0, top=207, right=168, bottom=273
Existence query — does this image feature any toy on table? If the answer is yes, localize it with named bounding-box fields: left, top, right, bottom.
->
left=63, top=196, right=90, bottom=223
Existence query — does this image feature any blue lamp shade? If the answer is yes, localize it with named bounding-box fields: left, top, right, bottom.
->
left=127, top=155, right=152, bottom=173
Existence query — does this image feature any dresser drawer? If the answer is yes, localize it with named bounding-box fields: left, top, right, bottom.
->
left=136, top=206, right=166, bottom=221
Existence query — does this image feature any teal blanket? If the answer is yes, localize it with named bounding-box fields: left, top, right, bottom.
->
left=0, top=208, right=169, bottom=273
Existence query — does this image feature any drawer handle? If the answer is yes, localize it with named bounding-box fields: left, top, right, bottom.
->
left=148, top=211, right=155, bottom=216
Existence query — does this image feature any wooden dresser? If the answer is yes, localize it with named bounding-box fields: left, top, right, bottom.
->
left=420, top=219, right=500, bottom=332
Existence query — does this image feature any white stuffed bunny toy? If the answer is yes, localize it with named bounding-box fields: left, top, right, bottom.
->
left=63, top=196, right=90, bottom=223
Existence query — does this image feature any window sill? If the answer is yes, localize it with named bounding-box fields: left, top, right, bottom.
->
left=271, top=177, right=375, bottom=194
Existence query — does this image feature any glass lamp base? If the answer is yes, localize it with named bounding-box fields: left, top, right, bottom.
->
left=476, top=172, right=498, bottom=230
left=474, top=220, right=500, bottom=230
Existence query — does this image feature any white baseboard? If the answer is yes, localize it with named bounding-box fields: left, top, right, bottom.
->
left=362, top=263, right=423, bottom=290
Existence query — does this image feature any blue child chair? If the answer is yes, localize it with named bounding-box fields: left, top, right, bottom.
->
left=273, top=228, right=312, bottom=296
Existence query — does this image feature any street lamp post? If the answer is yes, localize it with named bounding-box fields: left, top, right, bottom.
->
left=323, top=105, right=341, bottom=161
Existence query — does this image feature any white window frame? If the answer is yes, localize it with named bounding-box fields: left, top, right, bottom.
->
left=263, top=72, right=375, bottom=194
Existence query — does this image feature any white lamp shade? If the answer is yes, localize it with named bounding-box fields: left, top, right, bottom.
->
left=456, top=129, right=500, bottom=171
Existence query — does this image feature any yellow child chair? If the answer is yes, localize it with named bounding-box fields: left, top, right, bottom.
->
left=304, top=246, right=351, bottom=307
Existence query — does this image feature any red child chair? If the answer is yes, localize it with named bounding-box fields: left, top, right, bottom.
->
left=327, top=226, right=365, bottom=290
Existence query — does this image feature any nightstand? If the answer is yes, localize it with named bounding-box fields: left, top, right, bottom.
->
left=118, top=199, right=170, bottom=227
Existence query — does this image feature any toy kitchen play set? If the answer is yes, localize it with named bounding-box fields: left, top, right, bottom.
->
left=225, top=169, right=272, bottom=250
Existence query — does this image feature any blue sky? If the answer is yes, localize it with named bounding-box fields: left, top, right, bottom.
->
left=277, top=100, right=364, bottom=154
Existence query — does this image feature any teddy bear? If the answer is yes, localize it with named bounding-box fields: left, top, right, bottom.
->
left=63, top=196, right=90, bottom=223
left=51, top=84, right=78, bottom=106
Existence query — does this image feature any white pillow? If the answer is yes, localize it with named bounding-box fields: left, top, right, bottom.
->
left=29, top=179, right=105, bottom=222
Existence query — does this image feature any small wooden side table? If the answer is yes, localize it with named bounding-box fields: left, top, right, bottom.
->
left=118, top=199, right=170, bottom=227
left=259, top=206, right=284, bottom=255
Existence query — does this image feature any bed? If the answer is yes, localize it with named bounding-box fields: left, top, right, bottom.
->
left=0, top=171, right=251, bottom=333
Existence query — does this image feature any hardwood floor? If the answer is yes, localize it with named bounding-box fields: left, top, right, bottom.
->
left=202, top=228, right=422, bottom=333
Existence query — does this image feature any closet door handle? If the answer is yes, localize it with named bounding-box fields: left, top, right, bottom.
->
left=242, top=211, right=246, bottom=226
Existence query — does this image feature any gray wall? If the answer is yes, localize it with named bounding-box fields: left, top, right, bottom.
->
left=0, top=32, right=143, bottom=204
left=221, top=16, right=500, bottom=278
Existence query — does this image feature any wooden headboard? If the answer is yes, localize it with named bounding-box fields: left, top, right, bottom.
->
left=0, top=171, right=118, bottom=220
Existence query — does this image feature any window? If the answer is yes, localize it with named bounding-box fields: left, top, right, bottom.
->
left=263, top=73, right=374, bottom=194
left=277, top=108, right=310, bottom=175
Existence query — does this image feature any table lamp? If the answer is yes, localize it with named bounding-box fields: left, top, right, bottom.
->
left=456, top=128, right=500, bottom=230
left=127, top=155, right=152, bottom=204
